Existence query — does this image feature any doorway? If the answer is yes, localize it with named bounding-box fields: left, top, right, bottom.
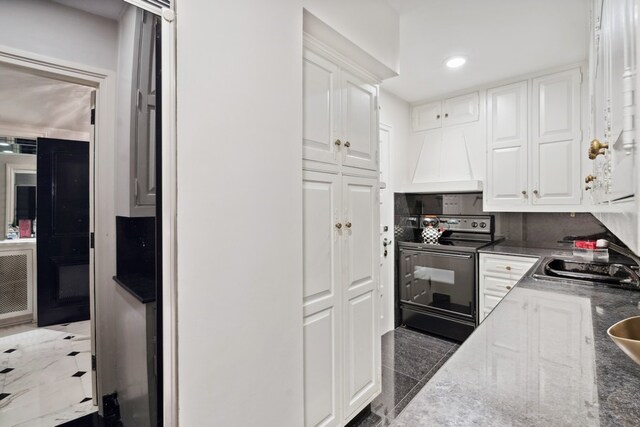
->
left=0, top=65, right=96, bottom=425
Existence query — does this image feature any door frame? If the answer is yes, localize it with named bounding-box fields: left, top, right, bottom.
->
left=378, top=122, right=394, bottom=335
left=0, top=44, right=115, bottom=415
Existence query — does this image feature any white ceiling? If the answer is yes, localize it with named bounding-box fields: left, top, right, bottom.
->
left=51, top=0, right=126, bottom=20
left=0, top=64, right=92, bottom=133
left=384, top=0, right=590, bottom=102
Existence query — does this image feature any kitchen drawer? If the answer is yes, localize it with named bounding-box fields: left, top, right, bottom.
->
left=480, top=254, right=538, bottom=278
left=482, top=274, right=516, bottom=294
left=482, top=291, right=505, bottom=311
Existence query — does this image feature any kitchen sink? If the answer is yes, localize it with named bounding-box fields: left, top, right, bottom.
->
left=533, top=258, right=640, bottom=290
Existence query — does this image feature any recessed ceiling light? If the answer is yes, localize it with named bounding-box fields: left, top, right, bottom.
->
left=446, top=56, right=467, bottom=69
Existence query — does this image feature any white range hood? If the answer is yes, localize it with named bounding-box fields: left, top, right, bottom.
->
left=401, top=127, right=484, bottom=194
left=397, top=180, right=483, bottom=194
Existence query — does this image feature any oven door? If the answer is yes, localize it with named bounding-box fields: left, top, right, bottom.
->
left=399, top=248, right=475, bottom=320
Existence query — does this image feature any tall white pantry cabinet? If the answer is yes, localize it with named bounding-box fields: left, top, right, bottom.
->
left=302, top=43, right=382, bottom=427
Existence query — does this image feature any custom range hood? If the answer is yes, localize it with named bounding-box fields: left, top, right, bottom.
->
left=398, top=126, right=483, bottom=194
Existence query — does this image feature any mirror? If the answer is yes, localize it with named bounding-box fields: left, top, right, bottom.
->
left=1, top=137, right=37, bottom=240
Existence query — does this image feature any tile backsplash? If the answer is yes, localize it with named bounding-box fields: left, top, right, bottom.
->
left=394, top=192, right=615, bottom=245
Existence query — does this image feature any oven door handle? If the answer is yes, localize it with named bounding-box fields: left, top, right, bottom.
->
left=414, top=251, right=473, bottom=260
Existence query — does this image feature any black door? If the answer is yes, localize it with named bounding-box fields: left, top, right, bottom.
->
left=37, top=138, right=90, bottom=326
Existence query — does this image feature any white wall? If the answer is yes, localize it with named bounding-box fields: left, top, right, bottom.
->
left=379, top=89, right=410, bottom=334
left=381, top=89, right=411, bottom=190
left=0, top=0, right=120, bottom=409
left=175, top=0, right=303, bottom=425
left=303, top=0, right=400, bottom=73
left=0, top=0, right=118, bottom=71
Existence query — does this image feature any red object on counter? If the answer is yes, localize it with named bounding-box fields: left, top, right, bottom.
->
left=575, top=240, right=597, bottom=249
left=18, top=220, right=31, bottom=238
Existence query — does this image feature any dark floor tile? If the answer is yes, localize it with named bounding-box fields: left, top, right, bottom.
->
left=346, top=410, right=383, bottom=427
left=3, top=348, right=16, bottom=353
left=80, top=397, right=92, bottom=403
left=0, top=393, right=10, bottom=401
left=68, top=351, right=80, bottom=356
left=72, top=371, right=87, bottom=377
left=393, top=327, right=456, bottom=356
left=0, top=367, right=14, bottom=374
left=371, top=366, right=418, bottom=418
left=64, top=335, right=74, bottom=340
left=57, top=412, right=120, bottom=427
left=381, top=336, right=446, bottom=380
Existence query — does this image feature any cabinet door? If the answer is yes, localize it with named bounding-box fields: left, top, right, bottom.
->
left=303, top=49, right=341, bottom=166
left=341, top=71, right=378, bottom=171
left=486, top=82, right=528, bottom=207
left=134, top=11, right=157, bottom=207
left=528, top=292, right=597, bottom=422
left=443, top=92, right=479, bottom=126
left=531, top=69, right=582, bottom=205
left=341, top=175, right=380, bottom=419
left=412, top=101, right=442, bottom=131
left=302, top=171, right=342, bottom=427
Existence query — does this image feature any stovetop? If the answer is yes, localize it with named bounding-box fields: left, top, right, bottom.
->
left=398, top=238, right=498, bottom=253
left=396, top=214, right=499, bottom=253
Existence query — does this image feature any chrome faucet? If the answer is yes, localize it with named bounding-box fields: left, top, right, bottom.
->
left=597, top=239, right=640, bottom=286
left=597, top=239, right=640, bottom=267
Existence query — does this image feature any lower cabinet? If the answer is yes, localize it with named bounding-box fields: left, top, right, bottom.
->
left=303, top=170, right=381, bottom=426
left=478, top=253, right=538, bottom=322
left=0, top=245, right=35, bottom=326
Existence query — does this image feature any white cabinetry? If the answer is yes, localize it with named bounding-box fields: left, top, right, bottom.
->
left=588, top=0, right=636, bottom=203
left=531, top=70, right=582, bottom=205
left=411, top=92, right=479, bottom=132
left=303, top=44, right=381, bottom=427
left=479, top=254, right=538, bottom=322
left=486, top=81, right=529, bottom=206
left=303, top=50, right=378, bottom=172
left=411, top=101, right=441, bottom=132
left=484, top=68, right=583, bottom=211
left=0, top=244, right=35, bottom=325
left=116, top=7, right=157, bottom=217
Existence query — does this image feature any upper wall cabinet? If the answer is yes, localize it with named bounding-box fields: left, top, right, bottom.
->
left=303, top=50, right=340, bottom=166
left=588, top=0, right=636, bottom=203
left=531, top=69, right=582, bottom=205
left=116, top=7, right=157, bottom=217
left=411, top=92, right=479, bottom=132
left=303, top=49, right=379, bottom=172
left=486, top=81, right=528, bottom=207
left=484, top=68, right=583, bottom=211
left=411, top=101, right=441, bottom=132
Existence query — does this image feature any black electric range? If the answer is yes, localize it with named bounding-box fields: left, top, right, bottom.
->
left=396, top=215, right=501, bottom=341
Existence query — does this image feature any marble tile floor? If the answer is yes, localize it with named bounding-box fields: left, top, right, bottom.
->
left=348, top=327, right=459, bottom=427
left=0, top=320, right=97, bottom=426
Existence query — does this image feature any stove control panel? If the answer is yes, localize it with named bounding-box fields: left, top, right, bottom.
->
left=420, top=215, right=494, bottom=234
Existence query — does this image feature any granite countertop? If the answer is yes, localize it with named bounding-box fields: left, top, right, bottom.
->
left=391, top=258, right=640, bottom=426
left=113, top=274, right=156, bottom=303
left=479, top=239, right=575, bottom=258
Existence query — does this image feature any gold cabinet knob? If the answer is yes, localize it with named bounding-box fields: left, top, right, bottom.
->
left=334, top=139, right=342, bottom=146
left=506, top=285, right=512, bottom=290
left=589, top=139, right=609, bottom=159
left=521, top=190, right=527, bottom=196
left=344, top=141, right=351, bottom=148
left=586, top=186, right=592, bottom=191
left=585, top=174, right=596, bottom=183
left=345, top=222, right=352, bottom=229
left=506, top=266, right=512, bottom=271
left=533, top=190, right=539, bottom=195
left=335, top=223, right=342, bottom=229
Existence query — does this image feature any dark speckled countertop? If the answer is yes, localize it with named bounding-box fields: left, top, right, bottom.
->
left=479, top=239, right=575, bottom=258
left=391, top=250, right=640, bottom=426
